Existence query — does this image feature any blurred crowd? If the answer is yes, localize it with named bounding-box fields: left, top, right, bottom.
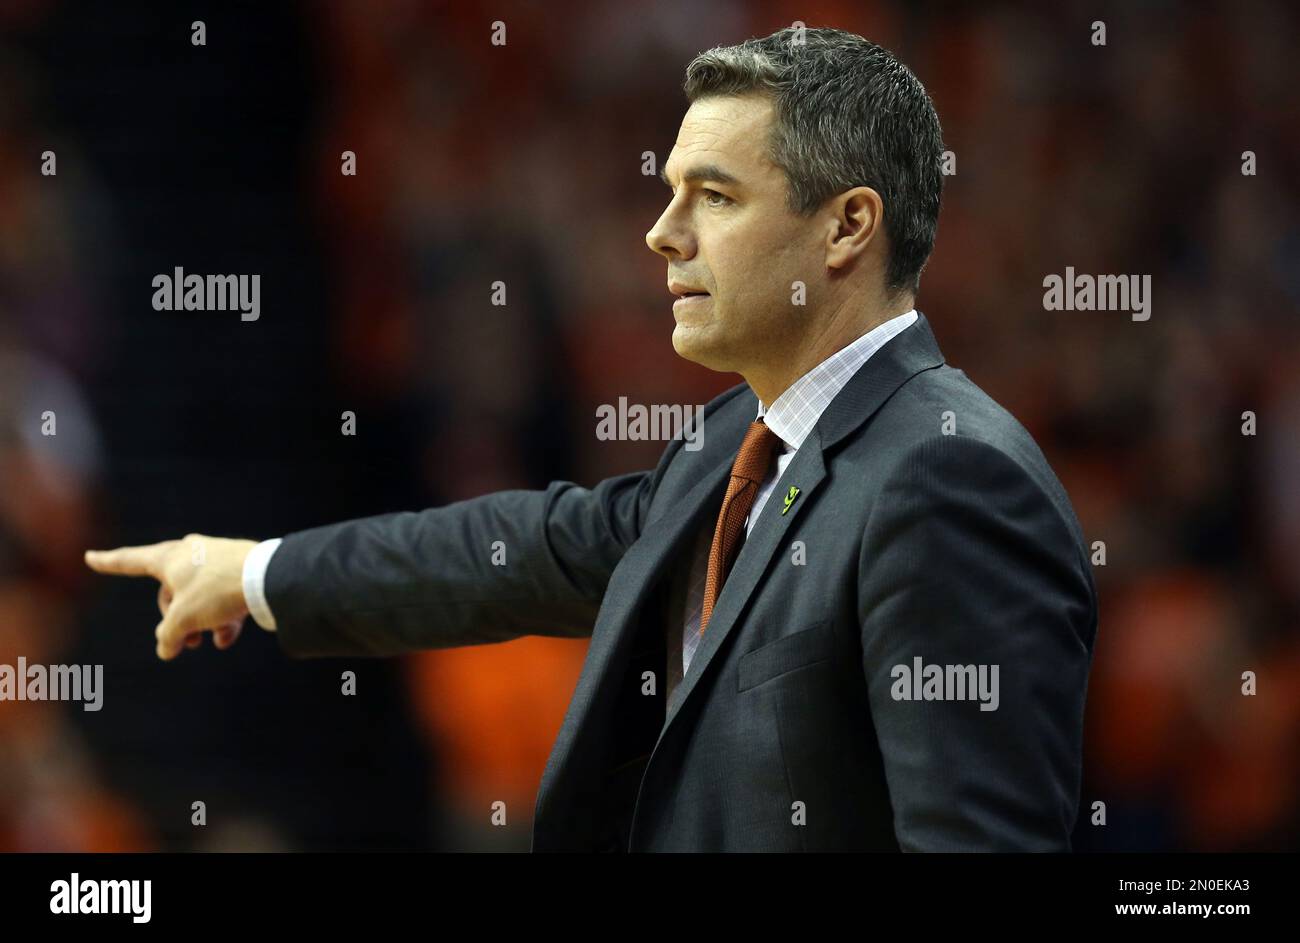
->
left=1, top=0, right=1297, bottom=850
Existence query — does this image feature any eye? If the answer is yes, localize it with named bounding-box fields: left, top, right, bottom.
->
left=702, top=189, right=731, bottom=207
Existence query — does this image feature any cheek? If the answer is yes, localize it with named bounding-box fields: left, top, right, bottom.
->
left=715, top=225, right=787, bottom=290
left=722, top=228, right=809, bottom=302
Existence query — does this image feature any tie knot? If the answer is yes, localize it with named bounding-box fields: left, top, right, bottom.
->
left=730, top=419, right=782, bottom=484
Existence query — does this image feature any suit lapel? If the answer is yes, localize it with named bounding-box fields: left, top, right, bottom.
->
left=656, top=431, right=828, bottom=735
left=532, top=443, right=734, bottom=834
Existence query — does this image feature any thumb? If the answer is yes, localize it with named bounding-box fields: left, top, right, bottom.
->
left=155, top=596, right=201, bottom=661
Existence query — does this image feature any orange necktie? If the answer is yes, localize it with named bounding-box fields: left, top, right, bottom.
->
left=700, top=419, right=782, bottom=636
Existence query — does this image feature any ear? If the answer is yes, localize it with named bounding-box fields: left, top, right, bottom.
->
left=826, top=186, right=884, bottom=271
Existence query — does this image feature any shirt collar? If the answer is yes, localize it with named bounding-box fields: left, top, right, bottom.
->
left=757, top=309, right=919, bottom=452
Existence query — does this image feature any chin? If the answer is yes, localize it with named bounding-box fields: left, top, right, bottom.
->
left=671, top=324, right=732, bottom=372
left=671, top=323, right=706, bottom=361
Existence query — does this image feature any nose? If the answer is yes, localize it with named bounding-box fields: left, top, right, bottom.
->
left=645, top=200, right=694, bottom=260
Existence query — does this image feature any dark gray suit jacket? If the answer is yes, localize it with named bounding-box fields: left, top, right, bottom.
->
left=265, top=311, right=1098, bottom=852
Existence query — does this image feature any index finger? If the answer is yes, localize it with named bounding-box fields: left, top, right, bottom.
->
left=84, top=544, right=170, bottom=578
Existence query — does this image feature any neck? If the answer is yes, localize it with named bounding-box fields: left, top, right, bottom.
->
left=746, top=293, right=914, bottom=406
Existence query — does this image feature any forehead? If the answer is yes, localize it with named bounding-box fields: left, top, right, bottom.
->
left=663, top=94, right=776, bottom=180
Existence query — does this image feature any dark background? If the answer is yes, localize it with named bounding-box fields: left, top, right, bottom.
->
left=1, top=0, right=1297, bottom=851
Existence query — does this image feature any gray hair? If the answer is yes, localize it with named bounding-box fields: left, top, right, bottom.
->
left=683, top=27, right=944, bottom=297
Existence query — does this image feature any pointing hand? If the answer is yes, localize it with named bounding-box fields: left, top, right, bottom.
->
left=84, top=535, right=257, bottom=660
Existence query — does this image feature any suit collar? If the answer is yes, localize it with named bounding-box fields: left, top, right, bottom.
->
left=740, top=309, right=945, bottom=454
left=756, top=308, right=919, bottom=451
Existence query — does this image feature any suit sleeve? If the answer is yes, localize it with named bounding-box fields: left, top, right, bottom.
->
left=857, top=435, right=1097, bottom=851
left=265, top=470, right=657, bottom=658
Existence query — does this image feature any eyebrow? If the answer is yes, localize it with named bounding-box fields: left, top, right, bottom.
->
left=659, top=163, right=742, bottom=190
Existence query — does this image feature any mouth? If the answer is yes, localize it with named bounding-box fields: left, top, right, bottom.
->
left=668, top=280, right=710, bottom=300
left=672, top=292, right=711, bottom=310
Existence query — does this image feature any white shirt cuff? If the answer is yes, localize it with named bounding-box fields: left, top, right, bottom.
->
left=242, top=537, right=283, bottom=631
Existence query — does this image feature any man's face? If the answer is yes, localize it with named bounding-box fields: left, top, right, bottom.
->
left=646, top=94, right=825, bottom=375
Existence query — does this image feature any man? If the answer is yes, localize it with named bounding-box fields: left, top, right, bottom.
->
left=86, top=27, right=1097, bottom=851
